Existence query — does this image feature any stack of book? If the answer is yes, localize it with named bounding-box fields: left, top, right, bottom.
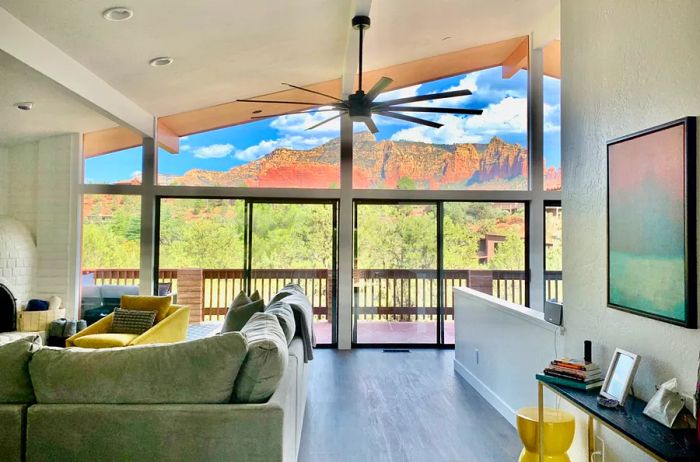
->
left=537, top=358, right=604, bottom=390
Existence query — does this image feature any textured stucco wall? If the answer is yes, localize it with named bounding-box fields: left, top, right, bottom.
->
left=1, top=135, right=79, bottom=315
left=562, top=1, right=700, bottom=460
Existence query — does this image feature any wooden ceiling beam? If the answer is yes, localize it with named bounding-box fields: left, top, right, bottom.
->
left=501, top=36, right=529, bottom=79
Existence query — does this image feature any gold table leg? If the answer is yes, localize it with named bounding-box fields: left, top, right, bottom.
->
left=538, top=381, right=544, bottom=461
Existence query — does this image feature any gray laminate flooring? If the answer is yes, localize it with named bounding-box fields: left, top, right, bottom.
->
left=298, top=349, right=521, bottom=462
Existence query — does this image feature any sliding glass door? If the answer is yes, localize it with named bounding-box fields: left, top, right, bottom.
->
left=353, top=202, right=440, bottom=345
left=246, top=201, right=338, bottom=345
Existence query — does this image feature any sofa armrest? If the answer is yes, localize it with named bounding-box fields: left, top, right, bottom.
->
left=65, top=314, right=113, bottom=347
left=129, top=306, right=189, bottom=346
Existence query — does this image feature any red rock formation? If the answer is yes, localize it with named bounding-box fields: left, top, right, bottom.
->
left=164, top=133, right=530, bottom=189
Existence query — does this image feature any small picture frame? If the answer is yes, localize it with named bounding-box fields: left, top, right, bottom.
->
left=599, top=348, right=641, bottom=406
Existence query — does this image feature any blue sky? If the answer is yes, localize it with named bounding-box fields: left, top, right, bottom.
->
left=84, top=66, right=560, bottom=184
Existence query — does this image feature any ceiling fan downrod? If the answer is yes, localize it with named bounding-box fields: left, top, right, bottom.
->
left=352, top=15, right=371, bottom=93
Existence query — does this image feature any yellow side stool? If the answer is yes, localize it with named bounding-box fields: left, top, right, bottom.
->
left=516, top=407, right=575, bottom=462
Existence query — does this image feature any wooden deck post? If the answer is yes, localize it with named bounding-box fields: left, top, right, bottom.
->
left=467, top=270, right=494, bottom=296
left=177, top=269, right=204, bottom=323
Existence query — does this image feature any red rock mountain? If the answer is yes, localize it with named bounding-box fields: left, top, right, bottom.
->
left=164, top=132, right=538, bottom=189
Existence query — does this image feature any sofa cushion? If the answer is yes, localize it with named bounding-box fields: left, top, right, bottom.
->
left=0, top=335, right=40, bottom=403
left=111, top=308, right=156, bottom=334
left=72, top=333, right=139, bottom=348
left=120, top=295, right=172, bottom=323
left=231, top=290, right=251, bottom=308
left=233, top=312, right=288, bottom=403
left=221, top=299, right=264, bottom=333
left=265, top=300, right=296, bottom=344
left=30, top=332, right=248, bottom=404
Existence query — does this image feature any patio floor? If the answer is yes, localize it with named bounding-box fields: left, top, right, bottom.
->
left=188, top=320, right=455, bottom=345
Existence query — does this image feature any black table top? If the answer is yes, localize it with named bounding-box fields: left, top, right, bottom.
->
left=540, top=379, right=700, bottom=462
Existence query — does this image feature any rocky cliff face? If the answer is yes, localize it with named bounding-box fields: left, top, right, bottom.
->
left=166, top=132, right=532, bottom=189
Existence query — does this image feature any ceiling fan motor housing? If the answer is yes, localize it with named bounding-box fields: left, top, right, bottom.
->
left=352, top=15, right=370, bottom=30
left=348, top=91, right=372, bottom=119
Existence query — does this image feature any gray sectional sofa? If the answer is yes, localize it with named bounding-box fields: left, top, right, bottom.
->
left=0, top=287, right=313, bottom=462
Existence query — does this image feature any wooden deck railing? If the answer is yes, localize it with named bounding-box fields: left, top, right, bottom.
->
left=82, top=268, right=563, bottom=323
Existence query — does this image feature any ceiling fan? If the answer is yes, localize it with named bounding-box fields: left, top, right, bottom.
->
left=237, top=15, right=483, bottom=134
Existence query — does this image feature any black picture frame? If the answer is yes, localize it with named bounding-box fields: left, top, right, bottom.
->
left=607, top=117, right=697, bottom=328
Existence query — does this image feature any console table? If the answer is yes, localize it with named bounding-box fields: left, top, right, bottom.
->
left=537, top=378, right=700, bottom=461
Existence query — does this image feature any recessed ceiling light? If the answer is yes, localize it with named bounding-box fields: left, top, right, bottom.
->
left=14, top=102, right=34, bottom=111
left=252, top=110, right=262, bottom=114
left=149, top=57, right=174, bottom=67
left=102, top=7, right=134, bottom=22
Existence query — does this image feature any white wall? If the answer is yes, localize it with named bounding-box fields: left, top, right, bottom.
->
left=0, top=146, right=7, bottom=216
left=1, top=135, right=80, bottom=316
left=562, top=1, right=700, bottom=461
left=453, top=288, right=563, bottom=425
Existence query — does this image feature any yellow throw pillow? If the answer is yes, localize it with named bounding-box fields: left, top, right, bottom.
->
left=120, top=295, right=172, bottom=323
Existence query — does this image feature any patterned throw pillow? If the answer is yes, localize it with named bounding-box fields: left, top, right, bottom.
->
left=111, top=308, right=157, bottom=335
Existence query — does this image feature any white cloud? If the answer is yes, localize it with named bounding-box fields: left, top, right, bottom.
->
left=193, top=143, right=234, bottom=159
left=180, top=136, right=189, bottom=140
left=131, top=170, right=142, bottom=178
left=180, top=144, right=191, bottom=151
left=374, top=84, right=421, bottom=103
left=390, top=96, right=526, bottom=145
left=270, top=107, right=341, bottom=134
left=543, top=103, right=561, bottom=132
left=234, top=135, right=332, bottom=161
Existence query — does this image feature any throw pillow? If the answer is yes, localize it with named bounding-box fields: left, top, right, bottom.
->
left=220, top=299, right=264, bottom=333
left=0, top=335, right=41, bottom=403
left=264, top=300, right=296, bottom=344
left=233, top=312, right=288, bottom=403
left=231, top=290, right=252, bottom=308
left=120, top=295, right=172, bottom=323
left=111, top=308, right=157, bottom=335
left=249, top=289, right=262, bottom=302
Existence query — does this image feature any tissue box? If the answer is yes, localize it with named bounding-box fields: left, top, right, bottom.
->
left=18, top=308, right=66, bottom=332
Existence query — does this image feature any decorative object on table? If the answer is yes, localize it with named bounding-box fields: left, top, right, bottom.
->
left=643, top=378, right=688, bottom=428
left=599, top=348, right=641, bottom=407
left=584, top=340, right=592, bottom=362
left=538, top=356, right=604, bottom=390
left=607, top=117, right=697, bottom=328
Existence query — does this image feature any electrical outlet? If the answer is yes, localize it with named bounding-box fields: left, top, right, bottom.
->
left=475, top=348, right=479, bottom=365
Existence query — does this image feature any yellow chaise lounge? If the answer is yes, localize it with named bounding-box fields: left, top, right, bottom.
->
left=66, top=296, right=189, bottom=348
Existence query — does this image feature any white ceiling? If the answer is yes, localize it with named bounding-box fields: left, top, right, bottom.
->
left=0, top=50, right=115, bottom=148
left=0, top=0, right=558, bottom=119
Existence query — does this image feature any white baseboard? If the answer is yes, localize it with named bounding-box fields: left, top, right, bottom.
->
left=453, top=359, right=517, bottom=427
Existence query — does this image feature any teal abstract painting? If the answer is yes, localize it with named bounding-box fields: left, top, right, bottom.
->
left=607, top=118, right=696, bottom=328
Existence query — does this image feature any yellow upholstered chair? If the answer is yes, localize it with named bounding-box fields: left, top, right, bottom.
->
left=66, top=304, right=189, bottom=349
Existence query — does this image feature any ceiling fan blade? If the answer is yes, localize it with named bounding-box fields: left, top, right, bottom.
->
left=281, top=83, right=344, bottom=103
left=365, top=77, right=394, bottom=102
left=381, top=106, right=483, bottom=115
left=373, top=89, right=473, bottom=108
left=375, top=111, right=443, bottom=129
left=249, top=108, right=345, bottom=120
left=306, top=113, right=343, bottom=131
left=364, top=117, right=379, bottom=134
left=237, top=98, right=329, bottom=106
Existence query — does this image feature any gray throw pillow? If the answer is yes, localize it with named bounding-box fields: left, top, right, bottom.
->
left=264, top=300, right=296, bottom=344
left=249, top=289, right=261, bottom=302
left=231, top=290, right=252, bottom=308
left=111, top=308, right=157, bottom=334
left=221, top=299, right=264, bottom=333
left=233, top=312, right=288, bottom=403
left=0, top=335, right=41, bottom=403
left=29, top=332, right=248, bottom=404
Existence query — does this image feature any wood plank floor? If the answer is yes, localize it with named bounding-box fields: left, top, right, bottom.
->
left=298, top=349, right=521, bottom=462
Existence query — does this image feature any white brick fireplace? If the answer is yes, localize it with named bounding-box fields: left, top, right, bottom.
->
left=0, top=215, right=36, bottom=305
